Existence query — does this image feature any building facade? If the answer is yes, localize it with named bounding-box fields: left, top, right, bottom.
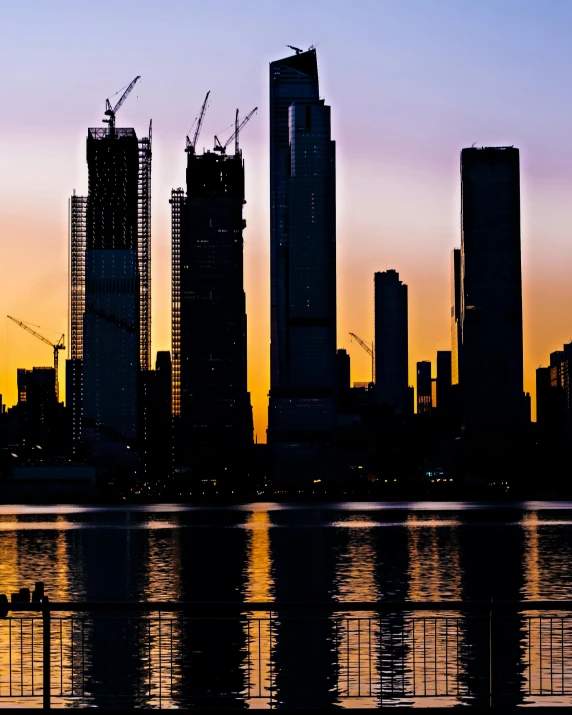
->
left=536, top=343, right=572, bottom=432
left=70, top=120, right=151, bottom=460
left=450, top=248, right=462, bottom=385
left=460, top=147, right=524, bottom=432
left=267, top=49, right=337, bottom=476
left=374, top=269, right=410, bottom=413
left=171, top=147, right=252, bottom=477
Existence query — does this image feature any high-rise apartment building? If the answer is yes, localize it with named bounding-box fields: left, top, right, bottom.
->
left=69, top=108, right=151, bottom=459
left=171, top=140, right=252, bottom=476
left=267, top=49, right=337, bottom=473
left=374, top=270, right=410, bottom=412
left=460, top=147, right=524, bottom=431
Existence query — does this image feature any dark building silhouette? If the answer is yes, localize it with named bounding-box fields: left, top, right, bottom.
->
left=267, top=49, right=337, bottom=479
left=171, top=139, right=252, bottom=479
left=374, top=269, right=410, bottom=413
left=336, top=349, right=351, bottom=393
left=14, top=367, right=66, bottom=456
left=451, top=248, right=462, bottom=385
left=416, top=361, right=432, bottom=416
left=69, top=113, right=151, bottom=461
left=536, top=343, right=572, bottom=432
left=139, top=351, right=172, bottom=487
left=460, top=147, right=524, bottom=431
left=436, top=350, right=453, bottom=417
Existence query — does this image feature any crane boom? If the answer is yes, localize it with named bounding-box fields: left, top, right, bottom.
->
left=348, top=332, right=375, bottom=384
left=104, top=75, right=141, bottom=136
left=7, top=316, right=65, bottom=401
left=215, top=107, right=258, bottom=154
left=186, top=91, right=210, bottom=153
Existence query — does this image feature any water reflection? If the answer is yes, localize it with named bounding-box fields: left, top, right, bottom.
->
left=406, top=514, right=467, bottom=706
left=242, top=510, right=275, bottom=707
left=333, top=517, right=380, bottom=707
left=3, top=504, right=572, bottom=708
left=521, top=511, right=572, bottom=705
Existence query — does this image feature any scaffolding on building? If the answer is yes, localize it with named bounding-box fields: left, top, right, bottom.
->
left=170, top=188, right=185, bottom=416
left=138, top=121, right=152, bottom=372
left=69, top=193, right=87, bottom=360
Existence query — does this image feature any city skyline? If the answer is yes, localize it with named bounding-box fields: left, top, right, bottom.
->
left=2, top=1, right=572, bottom=441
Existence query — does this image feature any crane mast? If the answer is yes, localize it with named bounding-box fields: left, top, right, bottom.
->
left=214, top=107, right=258, bottom=155
left=103, top=75, right=141, bottom=137
left=186, top=91, right=210, bottom=154
left=348, top=332, right=375, bottom=385
left=7, top=316, right=65, bottom=402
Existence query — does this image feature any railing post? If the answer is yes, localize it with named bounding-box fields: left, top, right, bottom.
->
left=42, top=596, right=51, bottom=710
left=488, top=598, right=494, bottom=709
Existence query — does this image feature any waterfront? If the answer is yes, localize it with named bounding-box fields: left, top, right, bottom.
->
left=2, top=501, right=572, bottom=708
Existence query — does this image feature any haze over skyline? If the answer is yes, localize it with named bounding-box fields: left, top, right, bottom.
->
left=2, top=0, right=572, bottom=441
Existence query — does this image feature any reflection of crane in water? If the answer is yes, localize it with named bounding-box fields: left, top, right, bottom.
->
left=7, top=316, right=65, bottom=401
left=348, top=332, right=374, bottom=385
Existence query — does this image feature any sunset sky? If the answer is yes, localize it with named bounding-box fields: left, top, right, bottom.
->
left=1, top=0, right=572, bottom=441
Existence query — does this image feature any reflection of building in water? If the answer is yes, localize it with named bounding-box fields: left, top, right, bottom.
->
left=521, top=511, right=572, bottom=703
left=333, top=523, right=380, bottom=708
left=0, top=516, right=84, bottom=707
left=459, top=512, right=525, bottom=707
left=242, top=510, right=275, bottom=707
left=138, top=526, right=183, bottom=707
left=271, top=508, right=337, bottom=708
left=406, top=516, right=465, bottom=705
left=177, top=512, right=248, bottom=708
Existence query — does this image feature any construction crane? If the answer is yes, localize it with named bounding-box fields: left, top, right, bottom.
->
left=287, top=45, right=303, bottom=54
left=186, top=91, right=210, bottom=154
left=103, top=76, right=141, bottom=136
left=213, top=107, right=258, bottom=155
left=7, top=316, right=65, bottom=402
left=348, top=332, right=375, bottom=385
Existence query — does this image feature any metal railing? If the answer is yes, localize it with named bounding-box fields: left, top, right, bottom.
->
left=2, top=600, right=572, bottom=709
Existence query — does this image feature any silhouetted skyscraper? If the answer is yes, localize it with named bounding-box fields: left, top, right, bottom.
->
left=374, top=270, right=410, bottom=412
left=436, top=350, right=452, bottom=416
left=171, top=141, right=252, bottom=476
left=78, top=117, right=152, bottom=459
left=267, top=49, right=337, bottom=475
left=451, top=248, right=461, bottom=385
left=417, top=361, right=432, bottom=415
left=460, top=147, right=524, bottom=431
left=336, top=349, right=351, bottom=393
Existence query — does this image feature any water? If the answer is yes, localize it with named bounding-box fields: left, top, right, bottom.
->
left=1, top=501, right=572, bottom=708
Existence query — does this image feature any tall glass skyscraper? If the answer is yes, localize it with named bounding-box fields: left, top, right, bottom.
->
left=267, top=49, right=337, bottom=476
left=460, top=146, right=524, bottom=431
left=83, top=128, right=141, bottom=455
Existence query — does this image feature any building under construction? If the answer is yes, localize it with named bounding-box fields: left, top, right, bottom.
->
left=171, top=98, right=253, bottom=481
left=67, top=77, right=152, bottom=459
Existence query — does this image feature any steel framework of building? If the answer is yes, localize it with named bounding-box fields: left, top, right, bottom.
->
left=170, top=188, right=185, bottom=416
left=69, top=193, right=87, bottom=359
left=138, top=122, right=152, bottom=371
